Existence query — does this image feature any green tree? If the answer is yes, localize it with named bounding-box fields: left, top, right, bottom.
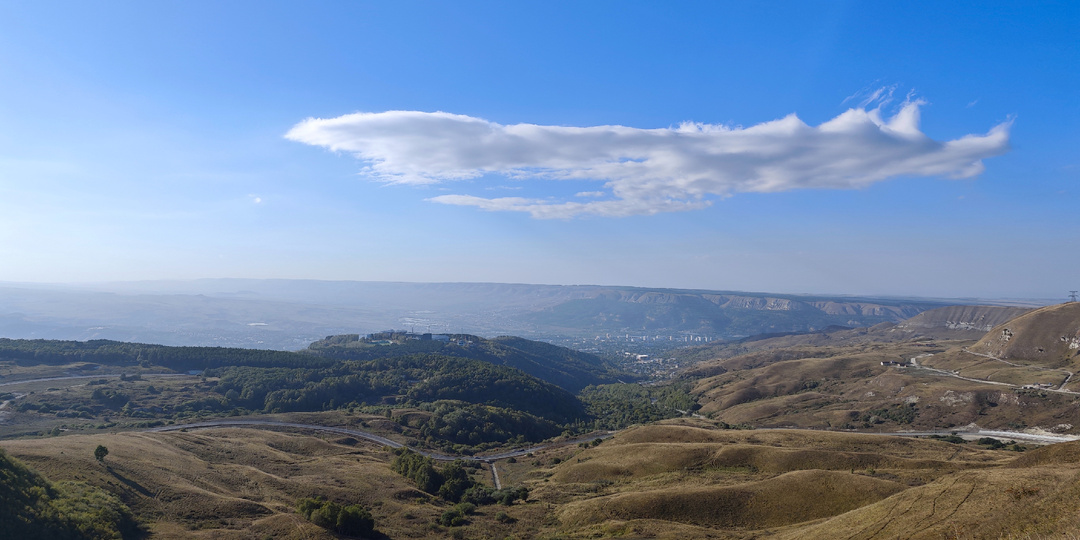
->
left=296, top=497, right=374, bottom=537
left=93, top=445, right=108, bottom=462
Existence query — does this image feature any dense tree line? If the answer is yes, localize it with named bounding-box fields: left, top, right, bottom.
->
left=579, top=382, right=698, bottom=429
left=390, top=450, right=477, bottom=501
left=307, top=333, right=626, bottom=393
left=390, top=449, right=527, bottom=506
left=4, top=338, right=707, bottom=449
left=0, top=338, right=332, bottom=371
left=207, top=354, right=584, bottom=422
left=415, top=402, right=561, bottom=447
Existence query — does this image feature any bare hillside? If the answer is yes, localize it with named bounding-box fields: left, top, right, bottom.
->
left=895, top=305, right=1033, bottom=338
left=971, top=302, right=1080, bottom=366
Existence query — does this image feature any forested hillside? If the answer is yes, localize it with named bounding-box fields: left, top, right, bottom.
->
left=1, top=336, right=692, bottom=453
left=0, top=338, right=333, bottom=370
left=306, top=332, right=626, bottom=392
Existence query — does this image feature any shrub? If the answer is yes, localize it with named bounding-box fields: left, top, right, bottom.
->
left=296, top=497, right=374, bottom=537
left=438, top=507, right=467, bottom=526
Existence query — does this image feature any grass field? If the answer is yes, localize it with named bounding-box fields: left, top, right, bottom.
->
left=4, top=418, right=1080, bottom=538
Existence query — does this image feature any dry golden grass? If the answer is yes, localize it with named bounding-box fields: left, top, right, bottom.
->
left=771, top=467, right=1080, bottom=539
left=527, top=425, right=1028, bottom=537
left=972, top=302, right=1080, bottom=368
left=4, top=420, right=1080, bottom=538
left=599, top=424, right=1007, bottom=463
left=560, top=518, right=744, bottom=539
left=687, top=335, right=1080, bottom=437
left=558, top=469, right=904, bottom=529
left=0, top=428, right=518, bottom=539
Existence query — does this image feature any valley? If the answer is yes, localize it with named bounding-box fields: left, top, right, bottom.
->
left=2, top=301, right=1080, bottom=538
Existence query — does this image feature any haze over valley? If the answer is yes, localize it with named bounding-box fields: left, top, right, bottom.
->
left=2, top=2, right=1077, bottom=539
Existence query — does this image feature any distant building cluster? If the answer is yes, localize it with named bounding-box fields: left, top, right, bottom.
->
left=363, top=331, right=472, bottom=347
left=597, top=333, right=714, bottom=343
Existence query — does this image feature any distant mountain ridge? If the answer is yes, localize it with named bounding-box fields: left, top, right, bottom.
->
left=523, top=287, right=942, bottom=338
left=0, top=279, right=1032, bottom=349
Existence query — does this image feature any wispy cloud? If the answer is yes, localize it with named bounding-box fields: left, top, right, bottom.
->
left=843, top=83, right=899, bottom=109
left=286, top=103, right=1011, bottom=219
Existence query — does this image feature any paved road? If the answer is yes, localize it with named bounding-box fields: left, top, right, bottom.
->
left=7, top=372, right=1074, bottom=451
left=147, top=418, right=1079, bottom=470
left=960, top=348, right=1075, bottom=392
left=905, top=350, right=1079, bottom=396
left=148, top=419, right=615, bottom=462
left=0, top=373, right=191, bottom=388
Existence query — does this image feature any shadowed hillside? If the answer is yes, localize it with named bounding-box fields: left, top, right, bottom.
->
left=0, top=447, right=139, bottom=539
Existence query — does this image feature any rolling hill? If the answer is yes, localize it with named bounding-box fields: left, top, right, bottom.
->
left=306, top=332, right=625, bottom=393
left=970, top=302, right=1080, bottom=365
left=7, top=421, right=1078, bottom=538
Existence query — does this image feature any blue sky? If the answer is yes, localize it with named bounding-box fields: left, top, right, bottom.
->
left=0, top=1, right=1076, bottom=298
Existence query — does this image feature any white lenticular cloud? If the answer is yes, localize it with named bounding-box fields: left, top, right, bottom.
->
left=286, top=104, right=1010, bottom=219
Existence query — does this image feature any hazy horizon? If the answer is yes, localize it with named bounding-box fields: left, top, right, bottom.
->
left=0, top=277, right=1063, bottom=306
left=1, top=2, right=1076, bottom=299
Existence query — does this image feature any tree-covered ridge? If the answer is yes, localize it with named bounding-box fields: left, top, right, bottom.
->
left=579, top=383, right=699, bottom=430
left=207, top=353, right=584, bottom=422
left=0, top=448, right=139, bottom=539
left=306, top=332, right=626, bottom=392
left=0, top=338, right=332, bottom=371
left=2, top=337, right=703, bottom=451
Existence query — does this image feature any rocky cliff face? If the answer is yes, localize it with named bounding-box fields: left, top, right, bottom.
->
left=526, top=289, right=947, bottom=338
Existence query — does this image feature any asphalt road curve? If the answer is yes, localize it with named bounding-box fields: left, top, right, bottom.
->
left=148, top=419, right=615, bottom=462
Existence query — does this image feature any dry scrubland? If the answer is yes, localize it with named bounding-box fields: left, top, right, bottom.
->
left=689, top=338, right=1080, bottom=434
left=6, top=421, right=1080, bottom=538
left=5, top=304, right=1080, bottom=538
left=547, top=422, right=1080, bottom=538
left=1, top=427, right=518, bottom=539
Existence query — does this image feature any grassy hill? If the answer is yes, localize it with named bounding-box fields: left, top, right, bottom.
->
left=0, top=447, right=138, bottom=539
left=8, top=421, right=1077, bottom=538
left=681, top=337, right=1080, bottom=436
left=971, top=302, right=1080, bottom=366
left=895, top=304, right=1033, bottom=338
left=7, top=307, right=1080, bottom=537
